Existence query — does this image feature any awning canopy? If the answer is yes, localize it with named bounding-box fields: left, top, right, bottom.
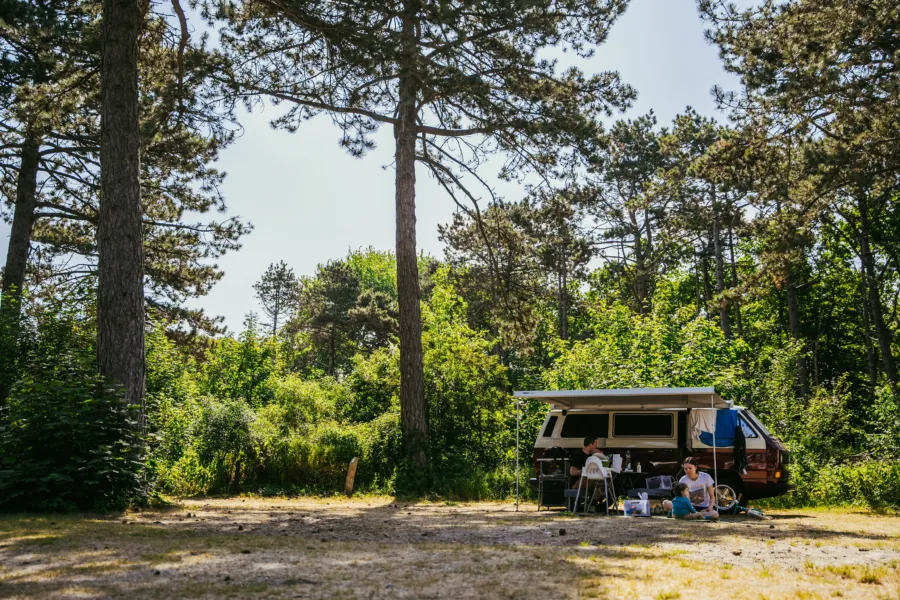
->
left=513, top=387, right=731, bottom=410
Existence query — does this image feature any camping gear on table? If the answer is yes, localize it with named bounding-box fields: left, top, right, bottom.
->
left=611, top=454, right=623, bottom=471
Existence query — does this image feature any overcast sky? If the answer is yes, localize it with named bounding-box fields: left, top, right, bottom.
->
left=0, top=0, right=755, bottom=333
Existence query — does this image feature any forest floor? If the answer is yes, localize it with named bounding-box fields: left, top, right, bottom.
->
left=0, top=497, right=898, bottom=600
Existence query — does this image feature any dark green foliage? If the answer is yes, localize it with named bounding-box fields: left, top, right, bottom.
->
left=0, top=346, right=147, bottom=511
left=284, top=252, right=399, bottom=377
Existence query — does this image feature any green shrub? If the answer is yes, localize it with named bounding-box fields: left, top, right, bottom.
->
left=0, top=357, right=148, bottom=511
left=762, top=459, right=900, bottom=510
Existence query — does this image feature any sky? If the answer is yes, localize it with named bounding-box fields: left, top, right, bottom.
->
left=0, top=0, right=755, bottom=333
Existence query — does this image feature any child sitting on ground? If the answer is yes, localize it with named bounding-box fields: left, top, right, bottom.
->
left=667, top=482, right=719, bottom=521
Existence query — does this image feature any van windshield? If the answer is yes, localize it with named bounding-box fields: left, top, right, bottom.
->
left=742, top=410, right=774, bottom=437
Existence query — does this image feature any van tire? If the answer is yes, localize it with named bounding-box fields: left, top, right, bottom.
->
left=715, top=476, right=743, bottom=514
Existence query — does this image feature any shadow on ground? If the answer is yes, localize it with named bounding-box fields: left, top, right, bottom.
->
left=1, top=499, right=898, bottom=599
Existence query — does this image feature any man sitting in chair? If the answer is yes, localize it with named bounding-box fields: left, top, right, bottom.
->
left=570, top=436, right=609, bottom=506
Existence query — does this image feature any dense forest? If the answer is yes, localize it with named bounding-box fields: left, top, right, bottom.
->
left=1, top=0, right=898, bottom=511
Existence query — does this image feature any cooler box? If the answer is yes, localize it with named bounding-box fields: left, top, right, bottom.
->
left=623, top=499, right=650, bottom=517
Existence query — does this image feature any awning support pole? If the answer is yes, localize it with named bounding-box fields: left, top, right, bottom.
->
left=711, top=393, right=718, bottom=510
left=515, top=397, right=520, bottom=512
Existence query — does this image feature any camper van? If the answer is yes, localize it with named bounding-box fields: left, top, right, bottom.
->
left=520, top=387, right=793, bottom=511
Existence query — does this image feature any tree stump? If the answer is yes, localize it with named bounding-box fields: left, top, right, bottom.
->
left=345, top=457, right=359, bottom=497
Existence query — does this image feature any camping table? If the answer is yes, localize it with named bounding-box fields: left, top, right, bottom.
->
left=611, top=470, right=644, bottom=500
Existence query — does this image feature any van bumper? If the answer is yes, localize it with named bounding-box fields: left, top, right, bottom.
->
left=744, top=481, right=795, bottom=501
left=770, top=481, right=795, bottom=497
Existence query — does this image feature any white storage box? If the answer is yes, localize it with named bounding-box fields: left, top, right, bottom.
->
left=623, top=499, right=650, bottom=517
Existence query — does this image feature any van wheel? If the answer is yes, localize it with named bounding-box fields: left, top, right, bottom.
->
left=716, top=478, right=743, bottom=514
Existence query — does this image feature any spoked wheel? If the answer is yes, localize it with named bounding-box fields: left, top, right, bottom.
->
left=716, top=481, right=740, bottom=513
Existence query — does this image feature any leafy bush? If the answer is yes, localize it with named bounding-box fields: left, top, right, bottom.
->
left=0, top=357, right=148, bottom=511
left=761, top=459, right=900, bottom=510
left=156, top=396, right=254, bottom=495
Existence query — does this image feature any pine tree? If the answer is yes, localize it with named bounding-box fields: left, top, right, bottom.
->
left=97, top=0, right=145, bottom=419
left=588, top=113, right=671, bottom=314
left=253, top=260, right=301, bottom=339
left=211, top=0, right=635, bottom=470
left=0, top=5, right=249, bottom=334
left=701, top=0, right=900, bottom=393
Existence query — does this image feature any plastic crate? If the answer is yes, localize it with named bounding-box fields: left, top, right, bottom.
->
left=645, top=475, right=674, bottom=490
left=623, top=499, right=651, bottom=517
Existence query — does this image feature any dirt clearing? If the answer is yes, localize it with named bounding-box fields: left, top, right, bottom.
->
left=1, top=497, right=898, bottom=599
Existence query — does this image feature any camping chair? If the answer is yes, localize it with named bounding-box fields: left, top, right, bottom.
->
left=573, top=456, right=616, bottom=515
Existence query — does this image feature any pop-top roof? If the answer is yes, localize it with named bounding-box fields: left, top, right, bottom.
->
left=513, top=387, right=731, bottom=410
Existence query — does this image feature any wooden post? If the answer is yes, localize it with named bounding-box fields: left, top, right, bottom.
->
left=345, top=457, right=359, bottom=497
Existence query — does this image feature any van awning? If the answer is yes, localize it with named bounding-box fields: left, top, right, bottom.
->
left=513, top=387, right=732, bottom=410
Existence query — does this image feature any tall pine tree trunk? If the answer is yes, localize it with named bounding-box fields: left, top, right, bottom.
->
left=558, top=251, right=568, bottom=341
left=727, top=221, right=743, bottom=338
left=631, top=211, right=648, bottom=314
left=394, top=13, right=427, bottom=470
left=859, top=271, right=879, bottom=396
left=700, top=241, right=713, bottom=317
left=98, top=0, right=146, bottom=423
left=858, top=195, right=898, bottom=392
left=784, top=267, right=810, bottom=398
left=712, top=191, right=731, bottom=339
left=1, top=135, right=40, bottom=315
left=328, top=322, right=335, bottom=377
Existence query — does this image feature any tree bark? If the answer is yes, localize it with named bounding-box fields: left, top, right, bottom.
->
left=700, top=241, right=713, bottom=318
left=328, top=322, right=335, bottom=377
left=630, top=210, right=649, bottom=314
left=558, top=251, right=568, bottom=341
left=784, top=267, right=810, bottom=398
left=394, top=11, right=428, bottom=471
left=727, top=220, right=743, bottom=338
left=1, top=135, right=41, bottom=316
left=97, top=0, right=146, bottom=424
left=859, top=271, right=879, bottom=396
left=857, top=195, right=899, bottom=392
left=711, top=190, right=731, bottom=339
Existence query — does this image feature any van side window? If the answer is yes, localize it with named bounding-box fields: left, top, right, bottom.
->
left=542, top=416, right=558, bottom=437
left=738, top=415, right=758, bottom=438
left=560, top=414, right=609, bottom=438
left=612, top=413, right=673, bottom=437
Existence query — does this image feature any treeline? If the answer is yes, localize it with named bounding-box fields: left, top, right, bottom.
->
left=1, top=0, right=899, bottom=509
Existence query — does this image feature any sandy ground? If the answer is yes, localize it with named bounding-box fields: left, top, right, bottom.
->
left=1, top=497, right=898, bottom=599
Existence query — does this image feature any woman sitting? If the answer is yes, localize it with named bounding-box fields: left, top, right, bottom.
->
left=663, top=457, right=720, bottom=520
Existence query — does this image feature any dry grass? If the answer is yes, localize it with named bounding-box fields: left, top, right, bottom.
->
left=0, top=498, right=898, bottom=599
